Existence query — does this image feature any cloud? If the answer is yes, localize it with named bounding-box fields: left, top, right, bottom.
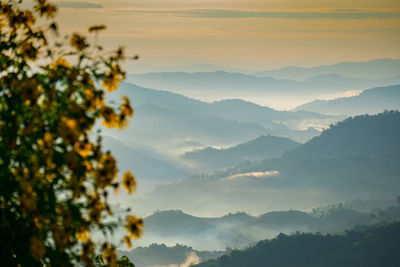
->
left=56, top=2, right=103, bottom=9
left=125, top=9, right=400, bottom=20
left=150, top=252, right=200, bottom=267
left=224, top=171, right=280, bottom=181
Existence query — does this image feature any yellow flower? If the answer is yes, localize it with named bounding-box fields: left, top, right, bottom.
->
left=122, top=171, right=136, bottom=194
left=35, top=2, right=57, bottom=18
left=95, top=153, right=118, bottom=187
left=53, top=57, right=70, bottom=68
left=71, top=33, right=87, bottom=51
left=124, top=235, right=132, bottom=249
left=74, top=141, right=92, bottom=157
left=81, top=240, right=94, bottom=265
left=44, top=132, right=53, bottom=143
left=76, top=227, right=90, bottom=242
left=102, top=243, right=117, bottom=266
left=63, top=116, right=77, bottom=129
left=30, top=237, right=46, bottom=259
left=117, top=114, right=129, bottom=129
left=88, top=193, right=105, bottom=222
left=46, top=172, right=57, bottom=182
left=83, top=160, right=92, bottom=171
left=120, top=96, right=133, bottom=117
left=18, top=41, right=38, bottom=60
left=24, top=11, right=35, bottom=26
left=101, top=107, right=118, bottom=128
left=101, top=153, right=117, bottom=170
left=59, top=117, right=79, bottom=144
left=124, top=215, right=143, bottom=239
left=102, top=64, right=124, bottom=92
left=102, top=76, right=122, bottom=93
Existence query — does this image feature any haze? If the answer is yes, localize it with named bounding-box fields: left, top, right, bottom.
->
left=50, top=0, right=400, bottom=70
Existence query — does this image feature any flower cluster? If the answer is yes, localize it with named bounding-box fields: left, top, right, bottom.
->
left=0, top=1, right=142, bottom=266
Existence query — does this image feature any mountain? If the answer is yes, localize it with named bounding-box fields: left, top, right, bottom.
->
left=105, top=83, right=336, bottom=151
left=144, top=210, right=215, bottom=236
left=209, top=99, right=329, bottom=126
left=123, top=103, right=268, bottom=149
left=256, top=210, right=318, bottom=229
left=118, top=243, right=224, bottom=267
left=182, top=135, right=300, bottom=170
left=237, top=111, right=400, bottom=193
left=295, top=84, right=400, bottom=115
left=256, top=58, right=400, bottom=80
left=120, top=204, right=400, bottom=252
left=284, top=110, right=400, bottom=160
left=126, top=70, right=400, bottom=109
left=127, top=63, right=255, bottom=74
left=193, top=222, right=400, bottom=267
left=130, top=111, right=400, bottom=216
left=135, top=210, right=256, bottom=250
left=101, top=136, right=191, bottom=189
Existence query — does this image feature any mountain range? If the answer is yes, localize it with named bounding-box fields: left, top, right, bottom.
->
left=104, top=82, right=337, bottom=154
left=296, top=84, right=400, bottom=115
left=255, top=58, right=400, bottom=80
left=130, top=202, right=400, bottom=251
left=129, top=111, right=400, bottom=216
left=193, top=221, right=400, bottom=267
left=182, top=135, right=300, bottom=170
left=126, top=68, right=400, bottom=109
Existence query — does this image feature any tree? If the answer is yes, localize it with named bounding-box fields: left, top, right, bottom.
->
left=0, top=0, right=142, bottom=266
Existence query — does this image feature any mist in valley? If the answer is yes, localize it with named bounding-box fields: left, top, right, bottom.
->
left=90, top=58, right=400, bottom=267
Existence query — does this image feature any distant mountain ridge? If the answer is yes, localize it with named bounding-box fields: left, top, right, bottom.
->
left=183, top=135, right=300, bottom=170
left=296, top=84, right=400, bottom=115
left=137, top=204, right=400, bottom=251
left=255, top=58, right=400, bottom=80
left=284, top=110, right=400, bottom=160
left=105, top=83, right=336, bottom=151
left=126, top=67, right=400, bottom=108
left=127, top=71, right=400, bottom=95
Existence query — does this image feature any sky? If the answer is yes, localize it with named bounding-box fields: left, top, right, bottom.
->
left=50, top=0, right=400, bottom=71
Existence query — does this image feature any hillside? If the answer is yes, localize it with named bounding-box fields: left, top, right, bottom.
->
left=126, top=70, right=400, bottom=108
left=284, top=110, right=400, bottom=160
left=183, top=135, right=300, bottom=170
left=235, top=111, right=400, bottom=192
left=114, top=82, right=332, bottom=125
left=256, top=58, right=400, bottom=80
left=105, top=82, right=335, bottom=152
left=101, top=136, right=191, bottom=188
left=118, top=244, right=224, bottom=267
left=130, top=112, right=400, bottom=216
left=115, top=204, right=400, bottom=255
left=296, top=84, right=400, bottom=115
left=193, top=222, right=400, bottom=267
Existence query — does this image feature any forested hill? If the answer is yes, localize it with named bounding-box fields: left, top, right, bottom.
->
left=296, top=84, right=400, bottom=115
left=284, top=110, right=400, bottom=160
left=193, top=222, right=400, bottom=267
left=183, top=135, right=300, bottom=169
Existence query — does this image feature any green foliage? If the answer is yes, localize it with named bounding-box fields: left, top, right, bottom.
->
left=0, top=0, right=142, bottom=266
left=193, top=222, right=400, bottom=267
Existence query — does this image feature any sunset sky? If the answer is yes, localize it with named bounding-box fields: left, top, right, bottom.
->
left=51, top=0, right=400, bottom=70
